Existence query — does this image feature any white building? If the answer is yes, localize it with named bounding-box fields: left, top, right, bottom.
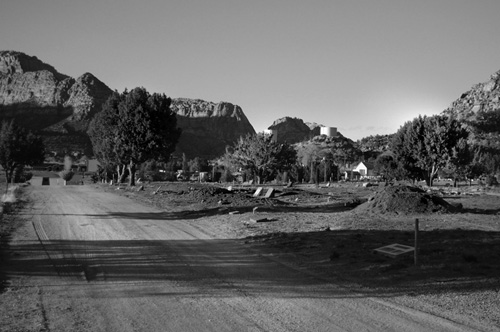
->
left=320, top=127, right=337, bottom=137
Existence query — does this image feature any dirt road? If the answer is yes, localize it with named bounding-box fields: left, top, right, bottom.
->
left=3, top=185, right=491, bottom=331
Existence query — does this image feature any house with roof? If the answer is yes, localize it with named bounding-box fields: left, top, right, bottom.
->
left=344, top=170, right=361, bottom=181
left=352, top=161, right=375, bottom=179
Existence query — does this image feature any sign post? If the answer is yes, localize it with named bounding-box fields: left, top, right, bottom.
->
left=414, top=218, right=419, bottom=266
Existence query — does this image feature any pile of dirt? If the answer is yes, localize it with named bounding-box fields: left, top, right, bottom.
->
left=144, top=183, right=266, bottom=208
left=356, top=185, right=455, bottom=215
left=180, top=185, right=231, bottom=198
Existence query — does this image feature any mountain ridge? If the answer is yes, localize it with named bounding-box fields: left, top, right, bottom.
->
left=0, top=51, right=255, bottom=159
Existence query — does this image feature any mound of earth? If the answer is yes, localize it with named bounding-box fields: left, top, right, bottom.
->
left=356, top=185, right=455, bottom=215
left=129, top=182, right=287, bottom=210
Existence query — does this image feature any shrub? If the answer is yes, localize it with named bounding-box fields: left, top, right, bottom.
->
left=17, top=171, right=32, bottom=183
left=12, top=165, right=33, bottom=183
left=486, top=175, right=499, bottom=186
left=59, top=170, right=74, bottom=182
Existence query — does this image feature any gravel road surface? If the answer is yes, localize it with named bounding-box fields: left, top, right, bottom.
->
left=4, top=184, right=491, bottom=332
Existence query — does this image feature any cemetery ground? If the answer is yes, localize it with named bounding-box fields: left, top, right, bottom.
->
left=0, top=176, right=499, bottom=331
left=94, top=179, right=500, bottom=328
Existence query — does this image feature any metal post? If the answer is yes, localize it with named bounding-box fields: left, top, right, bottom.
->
left=414, top=218, right=419, bottom=266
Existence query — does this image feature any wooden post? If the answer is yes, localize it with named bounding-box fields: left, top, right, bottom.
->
left=414, top=218, right=419, bottom=266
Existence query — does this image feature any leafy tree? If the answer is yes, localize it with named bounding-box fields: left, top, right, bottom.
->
left=470, top=143, right=500, bottom=179
left=391, top=115, right=469, bottom=186
left=357, top=134, right=392, bottom=153
left=373, top=152, right=405, bottom=181
left=188, top=157, right=208, bottom=173
left=466, top=110, right=500, bottom=178
left=0, top=120, right=45, bottom=190
left=88, top=92, right=122, bottom=178
left=88, top=88, right=182, bottom=186
left=295, top=135, right=361, bottom=182
left=223, top=133, right=297, bottom=184
left=181, top=153, right=189, bottom=173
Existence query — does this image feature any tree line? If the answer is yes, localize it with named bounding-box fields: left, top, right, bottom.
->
left=1, top=86, right=499, bottom=189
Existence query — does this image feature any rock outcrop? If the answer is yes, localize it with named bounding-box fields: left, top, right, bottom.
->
left=443, top=70, right=500, bottom=124
left=0, top=51, right=113, bottom=154
left=441, top=69, right=500, bottom=163
left=0, top=51, right=256, bottom=159
left=171, top=98, right=255, bottom=158
left=268, top=117, right=317, bottom=144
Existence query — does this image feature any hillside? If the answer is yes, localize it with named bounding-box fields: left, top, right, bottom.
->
left=442, top=69, right=500, bottom=174
left=171, top=98, right=255, bottom=159
left=442, top=70, right=500, bottom=143
left=0, top=51, right=113, bottom=155
left=0, top=51, right=255, bottom=159
left=443, top=70, right=500, bottom=123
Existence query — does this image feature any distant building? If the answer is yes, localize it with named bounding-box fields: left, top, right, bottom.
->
left=353, top=161, right=375, bottom=178
left=320, top=127, right=337, bottom=137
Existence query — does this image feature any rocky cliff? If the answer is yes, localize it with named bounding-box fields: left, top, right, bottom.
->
left=443, top=69, right=500, bottom=125
left=268, top=117, right=322, bottom=144
left=171, top=98, right=255, bottom=158
left=0, top=51, right=256, bottom=159
left=0, top=51, right=113, bottom=154
left=442, top=69, right=500, bottom=175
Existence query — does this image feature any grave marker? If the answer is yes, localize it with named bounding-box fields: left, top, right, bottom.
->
left=253, top=187, right=263, bottom=197
left=264, top=188, right=275, bottom=198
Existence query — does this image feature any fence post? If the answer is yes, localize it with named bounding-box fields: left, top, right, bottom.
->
left=414, top=218, right=419, bottom=266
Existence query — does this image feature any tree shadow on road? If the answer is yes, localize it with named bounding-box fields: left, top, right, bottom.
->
left=2, top=228, right=500, bottom=300
left=26, top=202, right=358, bottom=222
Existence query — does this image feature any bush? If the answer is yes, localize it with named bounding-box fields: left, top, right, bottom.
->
left=12, top=165, right=33, bottom=183
left=90, top=173, right=99, bottom=183
left=486, top=175, right=499, bottom=186
left=480, top=175, right=499, bottom=186
left=17, top=171, right=32, bottom=183
left=59, top=170, right=74, bottom=182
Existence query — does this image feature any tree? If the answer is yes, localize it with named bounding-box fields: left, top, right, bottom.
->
left=181, top=153, right=189, bottom=173
left=391, top=115, right=469, bottom=186
left=88, top=88, right=182, bottom=186
left=223, top=133, right=297, bottom=184
left=357, top=134, right=392, bottom=153
left=373, top=152, right=404, bottom=181
left=188, top=157, right=208, bottom=173
left=466, top=109, right=500, bottom=178
left=0, top=120, right=45, bottom=190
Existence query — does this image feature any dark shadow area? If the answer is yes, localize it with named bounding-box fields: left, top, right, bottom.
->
left=460, top=207, right=500, bottom=215
left=2, top=229, right=500, bottom=299
left=0, top=104, right=73, bottom=131
left=0, top=199, right=28, bottom=293
left=246, top=228, right=500, bottom=296
left=21, top=202, right=357, bottom=221
left=2, top=237, right=354, bottom=299
left=0, top=103, right=95, bottom=155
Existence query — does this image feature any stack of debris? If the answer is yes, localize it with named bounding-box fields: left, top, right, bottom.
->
left=356, top=184, right=457, bottom=215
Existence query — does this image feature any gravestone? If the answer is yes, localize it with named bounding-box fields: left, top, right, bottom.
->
left=264, top=188, right=275, bottom=198
left=253, top=187, right=263, bottom=197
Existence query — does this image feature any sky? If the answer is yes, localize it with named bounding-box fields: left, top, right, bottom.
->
left=1, top=0, right=500, bottom=140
